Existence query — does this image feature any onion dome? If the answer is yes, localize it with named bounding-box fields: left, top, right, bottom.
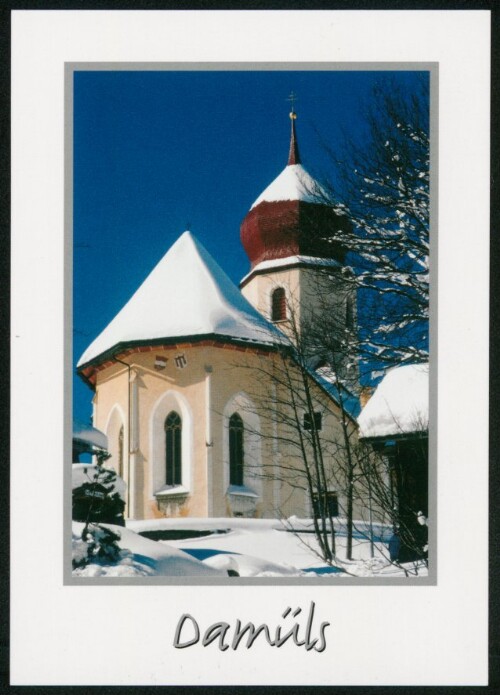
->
left=240, top=109, right=349, bottom=269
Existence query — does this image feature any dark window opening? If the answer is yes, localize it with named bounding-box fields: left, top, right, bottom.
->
left=118, top=425, right=124, bottom=477
left=346, top=298, right=354, bottom=329
left=271, top=287, right=287, bottom=322
left=229, top=413, right=244, bottom=486
left=165, top=411, right=182, bottom=485
left=303, top=411, right=323, bottom=431
left=313, top=492, right=339, bottom=519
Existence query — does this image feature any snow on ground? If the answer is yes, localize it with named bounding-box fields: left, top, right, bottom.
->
left=72, top=521, right=224, bottom=578
left=358, top=363, right=429, bottom=438
left=128, top=517, right=428, bottom=578
left=72, top=516, right=427, bottom=578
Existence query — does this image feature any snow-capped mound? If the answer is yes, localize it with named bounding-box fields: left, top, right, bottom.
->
left=358, top=363, right=429, bottom=438
left=78, top=231, right=287, bottom=367
left=73, top=420, right=108, bottom=450
left=72, top=522, right=224, bottom=577
left=250, top=164, right=326, bottom=209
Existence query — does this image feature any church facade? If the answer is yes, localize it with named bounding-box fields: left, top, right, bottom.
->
left=77, top=111, right=360, bottom=521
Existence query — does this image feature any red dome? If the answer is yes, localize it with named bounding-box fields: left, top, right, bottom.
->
left=241, top=198, right=348, bottom=268
left=240, top=114, right=349, bottom=269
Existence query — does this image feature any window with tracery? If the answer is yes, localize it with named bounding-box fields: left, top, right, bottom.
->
left=229, top=413, right=244, bottom=486
left=165, top=411, right=182, bottom=485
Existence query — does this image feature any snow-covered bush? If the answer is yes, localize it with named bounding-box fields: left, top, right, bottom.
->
left=72, top=463, right=125, bottom=526
left=72, top=523, right=122, bottom=570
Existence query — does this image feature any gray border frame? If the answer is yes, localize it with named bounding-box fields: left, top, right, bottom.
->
left=64, top=61, right=438, bottom=586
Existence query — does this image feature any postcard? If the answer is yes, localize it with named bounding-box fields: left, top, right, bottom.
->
left=10, top=9, right=490, bottom=686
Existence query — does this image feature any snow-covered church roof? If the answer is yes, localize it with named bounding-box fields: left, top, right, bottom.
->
left=357, top=363, right=429, bottom=439
left=78, top=231, right=287, bottom=368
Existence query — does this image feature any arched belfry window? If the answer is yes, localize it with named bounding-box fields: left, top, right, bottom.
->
left=165, top=411, right=182, bottom=485
left=118, top=425, right=124, bottom=477
left=229, top=413, right=244, bottom=486
left=271, top=287, right=287, bottom=322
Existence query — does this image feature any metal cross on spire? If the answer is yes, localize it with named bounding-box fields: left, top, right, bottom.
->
left=287, top=91, right=298, bottom=117
left=286, top=92, right=301, bottom=165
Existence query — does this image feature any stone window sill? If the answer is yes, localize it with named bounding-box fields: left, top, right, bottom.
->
left=155, top=485, right=189, bottom=498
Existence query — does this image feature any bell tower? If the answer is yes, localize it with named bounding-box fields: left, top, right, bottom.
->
left=239, top=104, right=356, bottom=379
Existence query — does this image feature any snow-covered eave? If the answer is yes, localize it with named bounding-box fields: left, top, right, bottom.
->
left=240, top=255, right=342, bottom=289
left=359, top=428, right=428, bottom=443
left=77, top=332, right=288, bottom=389
left=249, top=163, right=335, bottom=209
left=72, top=421, right=108, bottom=450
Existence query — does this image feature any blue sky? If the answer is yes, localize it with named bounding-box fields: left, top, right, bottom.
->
left=73, top=69, right=427, bottom=426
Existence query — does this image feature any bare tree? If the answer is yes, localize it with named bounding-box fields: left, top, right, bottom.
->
left=226, top=78, right=430, bottom=571
left=228, top=297, right=362, bottom=567
left=316, top=76, right=430, bottom=372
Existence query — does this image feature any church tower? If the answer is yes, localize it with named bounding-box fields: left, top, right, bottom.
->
left=240, top=106, right=356, bottom=377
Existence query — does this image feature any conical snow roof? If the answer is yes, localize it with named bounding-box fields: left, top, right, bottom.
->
left=78, top=231, right=286, bottom=368
left=250, top=162, right=327, bottom=209
left=250, top=112, right=328, bottom=209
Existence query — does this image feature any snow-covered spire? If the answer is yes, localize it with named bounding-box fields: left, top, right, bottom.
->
left=248, top=107, right=323, bottom=210
left=240, top=103, right=349, bottom=270
left=287, top=110, right=301, bottom=166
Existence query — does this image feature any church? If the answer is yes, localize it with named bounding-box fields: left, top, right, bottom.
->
left=76, top=108, right=361, bottom=521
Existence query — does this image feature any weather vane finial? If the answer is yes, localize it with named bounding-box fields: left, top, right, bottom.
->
left=287, top=91, right=298, bottom=119
left=286, top=92, right=300, bottom=165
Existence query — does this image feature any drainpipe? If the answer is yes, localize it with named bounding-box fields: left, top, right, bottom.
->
left=205, top=365, right=213, bottom=517
left=271, top=382, right=280, bottom=512
left=113, top=353, right=134, bottom=518
left=367, top=462, right=375, bottom=559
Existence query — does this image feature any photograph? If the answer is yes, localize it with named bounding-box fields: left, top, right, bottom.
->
left=71, top=67, right=431, bottom=581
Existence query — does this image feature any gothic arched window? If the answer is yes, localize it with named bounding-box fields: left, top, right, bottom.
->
left=118, top=425, right=124, bottom=477
left=165, top=411, right=182, bottom=485
left=271, top=287, right=287, bottom=322
left=229, top=413, right=244, bottom=486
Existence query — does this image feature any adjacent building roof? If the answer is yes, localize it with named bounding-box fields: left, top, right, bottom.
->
left=357, top=363, right=429, bottom=439
left=73, top=420, right=108, bottom=450
left=77, top=231, right=287, bottom=368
